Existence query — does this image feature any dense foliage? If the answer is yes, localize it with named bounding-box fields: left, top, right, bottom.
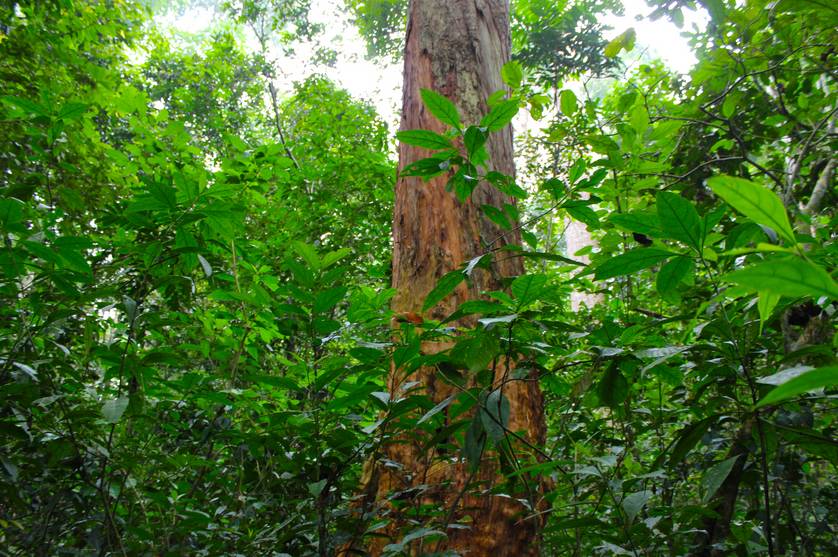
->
left=1, top=0, right=835, bottom=556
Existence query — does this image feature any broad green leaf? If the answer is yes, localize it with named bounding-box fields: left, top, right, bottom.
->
left=420, top=88, right=461, bottom=129
left=396, top=130, right=452, bottom=150
left=622, top=490, right=651, bottom=522
left=757, top=290, right=781, bottom=333
left=58, top=102, right=88, bottom=121
left=308, top=479, right=327, bottom=497
left=501, top=60, right=523, bottom=89
left=701, top=455, right=739, bottom=502
left=291, top=241, right=321, bottom=270
left=422, top=270, right=466, bottom=311
left=102, top=397, right=129, bottom=423
left=604, top=28, right=636, bottom=58
left=480, top=389, right=510, bottom=441
left=667, top=416, right=716, bottom=466
left=480, top=99, right=519, bottom=132
left=560, top=89, right=578, bottom=116
left=756, top=366, right=838, bottom=408
left=608, top=212, right=663, bottom=238
left=706, top=175, right=796, bottom=245
left=511, top=273, right=549, bottom=305
left=656, top=191, right=702, bottom=250
left=451, top=334, right=499, bottom=372
left=314, top=286, right=347, bottom=313
left=597, top=363, right=628, bottom=408
left=725, top=257, right=838, bottom=300
left=464, top=126, right=487, bottom=158
left=656, top=256, right=693, bottom=295
left=594, top=248, right=674, bottom=280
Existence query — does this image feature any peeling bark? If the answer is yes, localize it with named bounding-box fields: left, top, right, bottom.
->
left=357, top=1, right=546, bottom=554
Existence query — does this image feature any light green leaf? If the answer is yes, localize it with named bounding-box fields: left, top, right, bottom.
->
left=396, top=130, right=452, bottom=150
left=102, top=397, right=129, bottom=423
left=560, top=89, right=578, bottom=116
left=291, top=241, right=321, bottom=271
left=501, top=60, right=523, bottom=89
left=701, top=456, right=739, bottom=502
left=594, top=248, right=674, bottom=280
left=756, top=366, right=838, bottom=408
left=420, top=88, right=461, bottom=130
left=656, top=191, right=702, bottom=250
left=725, top=257, right=838, bottom=300
left=757, top=290, right=780, bottom=333
left=622, top=490, right=651, bottom=522
left=706, top=175, right=796, bottom=245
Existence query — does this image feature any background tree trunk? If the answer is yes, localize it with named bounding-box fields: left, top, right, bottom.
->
left=365, top=0, right=547, bottom=555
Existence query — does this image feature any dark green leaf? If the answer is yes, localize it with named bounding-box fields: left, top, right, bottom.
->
left=422, top=270, right=466, bottom=311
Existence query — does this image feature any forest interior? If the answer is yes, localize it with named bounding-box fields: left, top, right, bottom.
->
left=0, top=0, right=836, bottom=556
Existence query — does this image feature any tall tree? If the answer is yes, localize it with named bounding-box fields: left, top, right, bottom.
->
left=362, top=0, right=546, bottom=554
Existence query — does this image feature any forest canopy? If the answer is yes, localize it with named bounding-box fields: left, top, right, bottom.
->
left=0, top=0, right=836, bottom=555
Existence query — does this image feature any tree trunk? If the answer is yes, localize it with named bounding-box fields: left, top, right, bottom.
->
left=362, top=1, right=547, bottom=555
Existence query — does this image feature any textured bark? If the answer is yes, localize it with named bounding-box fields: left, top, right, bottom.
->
left=361, top=1, right=546, bottom=554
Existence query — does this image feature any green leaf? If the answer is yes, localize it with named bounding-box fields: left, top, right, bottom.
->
left=197, top=254, right=212, bottom=278
left=608, top=212, right=663, bottom=238
left=597, top=363, right=628, bottom=408
left=756, top=366, right=838, bottom=408
left=464, top=126, right=488, bottom=158
left=463, top=414, right=485, bottom=470
left=422, top=270, right=466, bottom=311
left=656, top=256, right=693, bottom=296
left=420, top=88, right=461, bottom=129
left=622, top=490, right=651, bottom=523
left=102, top=397, right=129, bottom=423
left=511, top=273, right=549, bottom=305
left=58, top=102, right=89, bottom=121
left=701, top=456, right=739, bottom=503
left=291, top=241, right=321, bottom=270
left=706, top=175, right=796, bottom=245
left=757, top=290, right=781, bottom=334
left=1, top=95, right=50, bottom=117
left=480, top=100, right=519, bottom=132
left=604, top=28, right=636, bottom=58
left=594, top=248, right=674, bottom=280
left=396, top=130, right=452, bottom=150
left=560, top=89, right=578, bottom=116
left=314, top=286, right=347, bottom=313
left=308, top=479, right=327, bottom=497
left=451, top=334, right=499, bottom=372
left=417, top=395, right=456, bottom=425
left=656, top=191, right=702, bottom=250
left=725, top=257, right=838, bottom=300
left=480, top=389, right=510, bottom=441
left=501, top=61, right=523, bottom=89
left=667, top=416, right=716, bottom=466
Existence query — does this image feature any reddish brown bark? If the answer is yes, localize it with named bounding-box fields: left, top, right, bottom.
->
left=359, top=1, right=547, bottom=555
